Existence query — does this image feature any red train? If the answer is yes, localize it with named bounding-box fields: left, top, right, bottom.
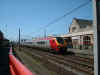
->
left=21, top=37, right=67, bottom=53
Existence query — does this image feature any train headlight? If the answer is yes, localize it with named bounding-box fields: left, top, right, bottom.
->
left=57, top=46, right=60, bottom=48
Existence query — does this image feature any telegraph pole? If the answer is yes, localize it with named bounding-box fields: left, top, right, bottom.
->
left=19, top=28, right=21, bottom=51
left=44, top=28, right=46, bottom=38
left=5, top=24, right=7, bottom=37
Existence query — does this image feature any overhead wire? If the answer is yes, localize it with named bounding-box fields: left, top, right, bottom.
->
left=40, top=0, right=91, bottom=29
left=25, top=0, right=91, bottom=38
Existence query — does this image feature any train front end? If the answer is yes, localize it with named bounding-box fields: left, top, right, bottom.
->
left=55, top=37, right=67, bottom=53
left=50, top=37, right=67, bottom=54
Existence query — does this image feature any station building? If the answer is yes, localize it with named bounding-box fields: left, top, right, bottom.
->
left=61, top=18, right=93, bottom=50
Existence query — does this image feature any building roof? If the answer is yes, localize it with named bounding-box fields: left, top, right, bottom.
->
left=70, top=18, right=93, bottom=33
left=61, top=18, right=93, bottom=38
left=74, top=18, right=92, bottom=27
left=61, top=30, right=94, bottom=37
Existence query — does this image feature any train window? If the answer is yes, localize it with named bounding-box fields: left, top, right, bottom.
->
left=56, top=37, right=64, bottom=44
left=37, top=41, right=45, bottom=44
left=27, top=42, right=32, bottom=44
left=52, top=40, right=55, bottom=43
left=41, top=41, right=45, bottom=44
left=37, top=42, right=41, bottom=44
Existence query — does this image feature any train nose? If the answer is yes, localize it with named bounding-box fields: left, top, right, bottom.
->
left=57, top=46, right=61, bottom=48
left=57, top=44, right=64, bottom=48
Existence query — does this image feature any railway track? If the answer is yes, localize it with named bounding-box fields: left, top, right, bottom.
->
left=20, top=47, right=94, bottom=75
left=46, top=54, right=93, bottom=74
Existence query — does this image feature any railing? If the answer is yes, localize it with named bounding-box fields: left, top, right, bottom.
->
left=9, top=47, right=34, bottom=75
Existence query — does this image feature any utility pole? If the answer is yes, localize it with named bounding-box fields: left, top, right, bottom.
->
left=44, top=28, right=46, bottom=38
left=19, top=28, right=21, bottom=51
left=5, top=24, right=7, bottom=37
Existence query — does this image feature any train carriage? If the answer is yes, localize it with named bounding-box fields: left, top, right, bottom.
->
left=22, top=37, right=67, bottom=54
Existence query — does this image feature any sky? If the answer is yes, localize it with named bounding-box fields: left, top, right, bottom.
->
left=0, top=0, right=93, bottom=40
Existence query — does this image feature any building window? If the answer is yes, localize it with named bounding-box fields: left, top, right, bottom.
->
left=83, top=36, right=91, bottom=49
left=72, top=27, right=76, bottom=32
left=80, top=25, right=86, bottom=28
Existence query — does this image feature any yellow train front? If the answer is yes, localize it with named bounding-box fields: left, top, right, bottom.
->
left=49, top=37, right=67, bottom=54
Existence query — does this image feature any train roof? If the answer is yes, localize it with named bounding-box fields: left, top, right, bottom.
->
left=32, top=37, right=64, bottom=41
left=23, top=37, right=64, bottom=42
left=32, top=37, right=53, bottom=41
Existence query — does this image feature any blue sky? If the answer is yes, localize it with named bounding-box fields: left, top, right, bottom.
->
left=0, top=0, right=93, bottom=40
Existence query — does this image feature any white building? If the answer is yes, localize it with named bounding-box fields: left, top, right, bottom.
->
left=61, top=18, right=93, bottom=49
